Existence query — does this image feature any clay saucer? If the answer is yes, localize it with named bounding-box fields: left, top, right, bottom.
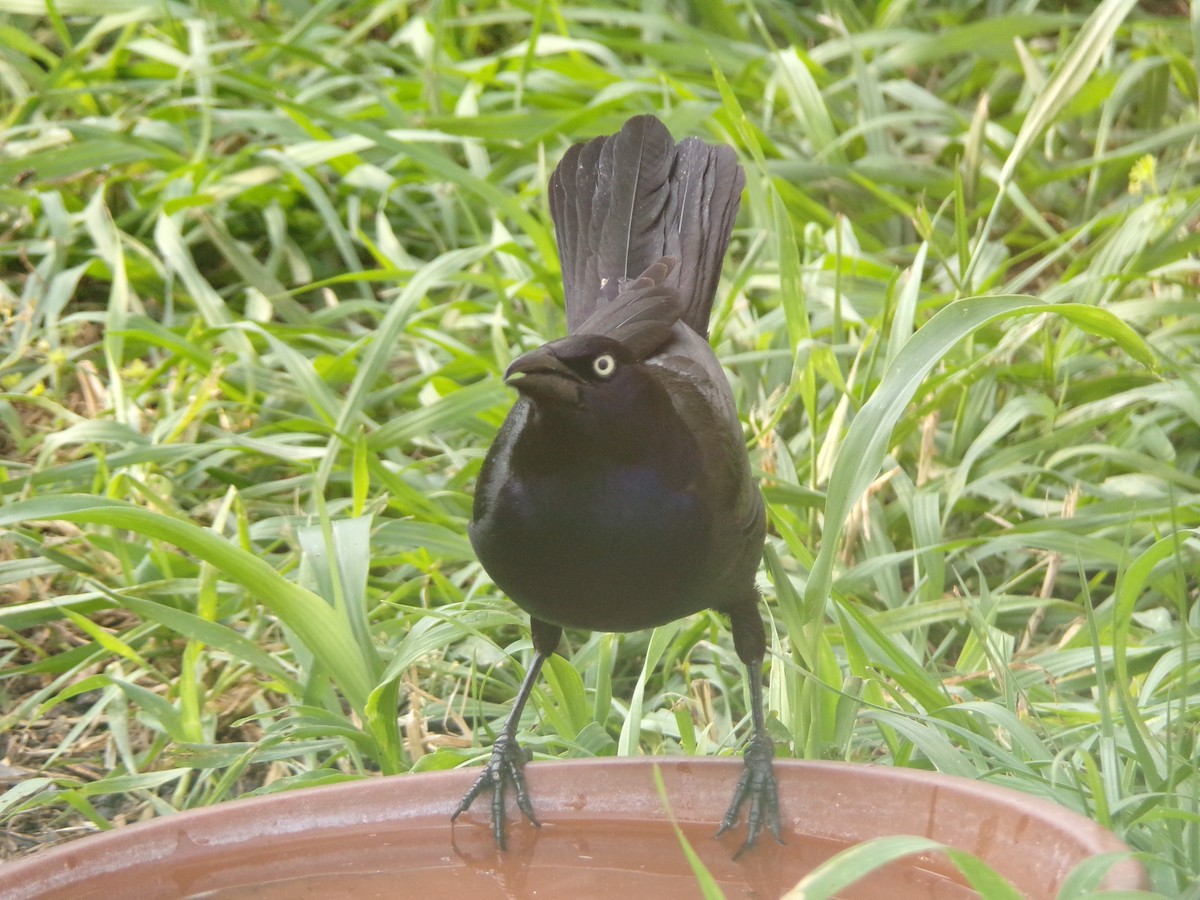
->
left=0, top=758, right=1145, bottom=898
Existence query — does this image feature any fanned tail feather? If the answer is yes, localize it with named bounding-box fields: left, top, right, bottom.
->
left=549, top=115, right=744, bottom=337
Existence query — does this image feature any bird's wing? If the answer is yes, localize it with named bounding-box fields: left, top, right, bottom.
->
left=650, top=339, right=765, bottom=568
left=649, top=323, right=742, bottom=434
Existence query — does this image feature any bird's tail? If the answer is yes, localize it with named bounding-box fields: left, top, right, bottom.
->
left=548, top=115, right=744, bottom=338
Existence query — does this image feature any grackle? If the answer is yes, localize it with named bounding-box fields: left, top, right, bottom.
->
left=454, top=114, right=779, bottom=854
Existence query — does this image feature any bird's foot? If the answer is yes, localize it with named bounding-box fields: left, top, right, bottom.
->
left=451, top=733, right=538, bottom=850
left=716, top=730, right=782, bottom=856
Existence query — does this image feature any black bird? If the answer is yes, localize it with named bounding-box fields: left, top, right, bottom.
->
left=455, top=114, right=778, bottom=853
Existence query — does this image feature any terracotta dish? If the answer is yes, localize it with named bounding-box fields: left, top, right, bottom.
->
left=0, top=758, right=1145, bottom=898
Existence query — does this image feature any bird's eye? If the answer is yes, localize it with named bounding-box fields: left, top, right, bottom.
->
left=592, top=353, right=616, bottom=378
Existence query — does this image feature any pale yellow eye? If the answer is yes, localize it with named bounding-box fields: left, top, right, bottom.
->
left=592, top=353, right=616, bottom=378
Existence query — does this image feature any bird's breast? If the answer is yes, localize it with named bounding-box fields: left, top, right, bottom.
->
left=508, top=464, right=693, bottom=532
left=471, top=461, right=713, bottom=632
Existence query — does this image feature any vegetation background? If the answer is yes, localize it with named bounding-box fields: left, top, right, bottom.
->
left=1, top=0, right=1197, bottom=895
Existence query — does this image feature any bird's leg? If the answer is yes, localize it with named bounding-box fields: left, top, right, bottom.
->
left=717, top=603, right=782, bottom=855
left=718, top=660, right=782, bottom=853
left=450, top=653, right=545, bottom=848
left=451, top=619, right=562, bottom=849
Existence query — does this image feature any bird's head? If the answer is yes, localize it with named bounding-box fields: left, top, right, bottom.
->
left=504, top=334, right=638, bottom=410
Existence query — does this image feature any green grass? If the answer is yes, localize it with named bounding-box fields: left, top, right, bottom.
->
left=1, top=0, right=1198, bottom=894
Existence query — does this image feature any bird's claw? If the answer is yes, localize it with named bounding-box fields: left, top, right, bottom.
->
left=451, top=734, right=538, bottom=850
left=717, top=731, right=782, bottom=856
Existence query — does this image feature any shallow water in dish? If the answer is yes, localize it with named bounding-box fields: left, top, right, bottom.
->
left=1, top=759, right=1143, bottom=900
left=158, top=819, right=973, bottom=900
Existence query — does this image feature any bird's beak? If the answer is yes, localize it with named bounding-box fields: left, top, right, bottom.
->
left=504, top=346, right=582, bottom=405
